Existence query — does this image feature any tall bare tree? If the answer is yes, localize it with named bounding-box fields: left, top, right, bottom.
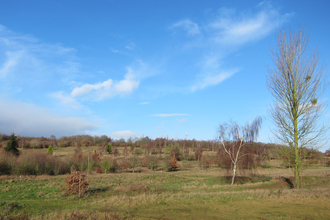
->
left=218, top=117, right=262, bottom=185
left=267, top=27, right=328, bottom=188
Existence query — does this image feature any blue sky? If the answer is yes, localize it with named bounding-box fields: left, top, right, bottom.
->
left=0, top=0, right=329, bottom=151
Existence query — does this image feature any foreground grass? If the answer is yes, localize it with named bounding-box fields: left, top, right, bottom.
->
left=1, top=167, right=330, bottom=219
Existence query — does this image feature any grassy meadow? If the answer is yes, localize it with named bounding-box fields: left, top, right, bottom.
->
left=0, top=146, right=330, bottom=220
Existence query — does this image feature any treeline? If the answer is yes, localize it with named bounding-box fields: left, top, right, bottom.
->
left=0, top=133, right=324, bottom=162
left=0, top=133, right=326, bottom=176
left=0, top=134, right=111, bottom=149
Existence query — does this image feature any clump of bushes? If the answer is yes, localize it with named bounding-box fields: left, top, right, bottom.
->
left=163, top=156, right=179, bottom=172
left=142, top=156, right=159, bottom=170
left=16, top=151, right=68, bottom=175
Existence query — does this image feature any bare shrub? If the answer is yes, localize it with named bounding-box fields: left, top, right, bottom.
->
left=194, top=147, right=203, bottom=162
left=0, top=149, right=15, bottom=175
left=142, top=156, right=158, bottom=170
left=119, top=159, right=130, bottom=170
left=170, top=147, right=182, bottom=160
left=16, top=151, right=68, bottom=175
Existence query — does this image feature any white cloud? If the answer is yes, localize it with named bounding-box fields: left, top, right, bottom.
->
left=152, top=113, right=188, bottom=117
left=71, top=79, right=113, bottom=98
left=125, top=42, right=136, bottom=50
left=179, top=118, right=186, bottom=123
left=50, top=91, right=83, bottom=109
left=209, top=5, right=292, bottom=46
left=0, top=97, right=98, bottom=137
left=172, top=19, right=200, bottom=36
left=110, top=47, right=118, bottom=53
left=0, top=51, right=22, bottom=77
left=166, top=3, right=290, bottom=93
left=139, top=102, right=150, bottom=105
left=70, top=69, right=139, bottom=100
left=0, top=24, right=81, bottom=83
left=114, top=71, right=139, bottom=93
left=109, top=130, right=141, bottom=140
left=191, top=70, right=237, bottom=92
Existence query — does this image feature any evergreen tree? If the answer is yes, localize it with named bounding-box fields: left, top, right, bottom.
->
left=5, top=133, right=20, bottom=156
left=107, top=143, right=112, bottom=154
left=47, top=145, right=53, bottom=155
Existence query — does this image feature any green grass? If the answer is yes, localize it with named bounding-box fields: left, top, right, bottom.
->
left=1, top=146, right=330, bottom=219
left=0, top=168, right=330, bottom=219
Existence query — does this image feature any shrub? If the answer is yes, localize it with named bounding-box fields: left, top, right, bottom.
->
left=47, top=145, right=53, bottom=155
left=96, top=166, right=102, bottom=173
left=119, top=159, right=130, bottom=170
left=5, top=133, right=20, bottom=156
left=194, top=147, right=203, bottom=161
left=170, top=147, right=182, bottom=160
left=129, top=156, right=139, bottom=173
left=64, top=165, right=89, bottom=196
left=15, top=151, right=68, bottom=175
left=69, top=151, right=89, bottom=171
left=162, top=161, right=171, bottom=172
left=170, top=156, right=179, bottom=171
left=100, top=158, right=118, bottom=173
left=0, top=149, right=15, bottom=175
left=107, top=143, right=112, bottom=154
left=133, top=148, right=143, bottom=156
left=199, top=156, right=211, bottom=170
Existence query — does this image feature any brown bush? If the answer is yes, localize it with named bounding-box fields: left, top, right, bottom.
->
left=91, top=152, right=101, bottom=164
left=170, top=156, right=179, bottom=171
left=194, top=147, right=203, bottom=161
left=142, top=157, right=149, bottom=167
left=64, top=165, right=89, bottom=196
left=119, top=160, right=130, bottom=170
left=96, top=166, right=102, bottom=173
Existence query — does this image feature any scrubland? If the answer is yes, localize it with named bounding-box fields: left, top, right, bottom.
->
left=0, top=145, right=330, bottom=220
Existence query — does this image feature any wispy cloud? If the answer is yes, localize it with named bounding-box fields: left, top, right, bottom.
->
left=209, top=5, right=292, bottom=46
left=70, top=69, right=139, bottom=100
left=139, top=102, right=150, bottom=105
left=0, top=97, right=98, bottom=137
left=168, top=2, right=291, bottom=92
left=0, top=51, right=22, bottom=77
left=125, top=42, right=136, bottom=50
left=50, top=91, right=83, bottom=109
left=152, top=113, right=189, bottom=117
left=0, top=24, right=81, bottom=86
left=191, top=70, right=236, bottom=92
left=172, top=19, right=200, bottom=36
left=109, top=130, right=141, bottom=140
left=178, top=118, right=186, bottom=123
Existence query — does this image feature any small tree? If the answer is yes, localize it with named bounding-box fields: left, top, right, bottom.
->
left=218, top=117, right=262, bottom=185
left=47, top=145, right=53, bottom=155
left=107, top=143, right=112, bottom=154
left=5, top=133, right=20, bottom=156
left=170, top=156, right=179, bottom=171
left=64, top=165, right=89, bottom=197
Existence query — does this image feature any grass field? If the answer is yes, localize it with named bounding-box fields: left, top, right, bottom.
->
left=1, top=147, right=330, bottom=219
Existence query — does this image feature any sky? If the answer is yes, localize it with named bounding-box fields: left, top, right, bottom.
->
left=0, top=0, right=329, bottom=151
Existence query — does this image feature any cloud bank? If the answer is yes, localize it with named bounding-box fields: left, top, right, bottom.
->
left=0, top=98, right=98, bottom=137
